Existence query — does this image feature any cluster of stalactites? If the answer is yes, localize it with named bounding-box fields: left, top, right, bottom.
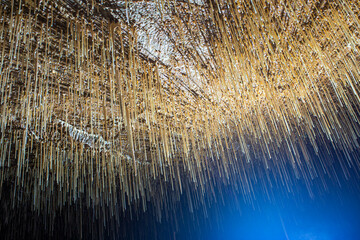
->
left=0, top=0, right=360, bottom=227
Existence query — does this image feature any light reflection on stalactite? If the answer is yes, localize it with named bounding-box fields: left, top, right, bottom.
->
left=0, top=0, right=360, bottom=239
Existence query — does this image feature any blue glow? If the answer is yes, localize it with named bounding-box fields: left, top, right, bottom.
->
left=202, top=182, right=360, bottom=240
